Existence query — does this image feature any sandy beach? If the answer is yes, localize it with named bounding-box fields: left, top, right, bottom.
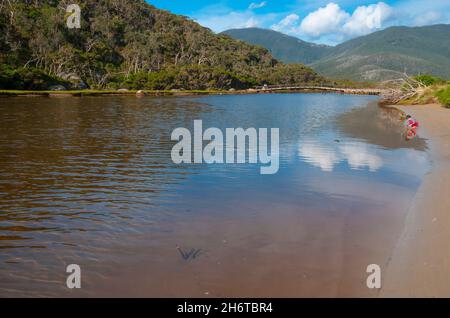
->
left=381, top=103, right=450, bottom=297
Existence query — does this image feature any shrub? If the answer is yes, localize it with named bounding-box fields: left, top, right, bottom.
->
left=120, top=65, right=257, bottom=90
left=414, top=75, right=444, bottom=86
left=0, top=65, right=68, bottom=90
left=258, top=64, right=326, bottom=86
left=435, top=86, right=450, bottom=108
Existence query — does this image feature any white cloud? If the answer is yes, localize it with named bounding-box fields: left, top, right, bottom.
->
left=193, top=4, right=278, bottom=33
left=396, top=0, right=450, bottom=29
left=249, top=1, right=267, bottom=10
left=271, top=14, right=300, bottom=33
left=196, top=11, right=260, bottom=32
left=299, top=3, right=350, bottom=38
left=413, top=11, right=442, bottom=26
left=269, top=2, right=395, bottom=44
left=343, top=2, right=393, bottom=36
left=245, top=17, right=259, bottom=28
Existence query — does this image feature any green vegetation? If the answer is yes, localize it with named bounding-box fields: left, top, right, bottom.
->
left=395, top=74, right=450, bottom=107
left=118, top=65, right=257, bottom=90
left=256, top=64, right=326, bottom=86
left=0, top=65, right=69, bottom=90
left=0, top=1, right=325, bottom=91
left=414, top=75, right=445, bottom=86
left=330, top=79, right=379, bottom=89
left=435, top=86, right=450, bottom=108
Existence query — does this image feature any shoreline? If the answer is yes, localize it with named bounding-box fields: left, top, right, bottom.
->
left=381, top=103, right=450, bottom=297
left=0, top=87, right=384, bottom=98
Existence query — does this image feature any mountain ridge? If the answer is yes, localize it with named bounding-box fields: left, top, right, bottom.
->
left=223, top=25, right=450, bottom=81
left=222, top=28, right=332, bottom=64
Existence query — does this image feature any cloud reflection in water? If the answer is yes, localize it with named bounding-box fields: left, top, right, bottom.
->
left=299, top=139, right=383, bottom=172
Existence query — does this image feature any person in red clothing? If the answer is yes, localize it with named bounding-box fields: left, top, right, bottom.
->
left=405, top=115, right=419, bottom=128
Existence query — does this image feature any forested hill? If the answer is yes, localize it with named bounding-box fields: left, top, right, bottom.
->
left=0, top=0, right=324, bottom=90
left=222, top=28, right=332, bottom=64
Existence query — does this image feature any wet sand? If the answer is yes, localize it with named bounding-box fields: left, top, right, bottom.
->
left=382, top=104, right=450, bottom=297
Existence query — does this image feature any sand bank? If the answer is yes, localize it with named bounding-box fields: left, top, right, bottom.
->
left=381, top=103, right=450, bottom=297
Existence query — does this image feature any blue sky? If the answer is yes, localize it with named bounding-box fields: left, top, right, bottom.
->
left=147, top=0, right=450, bottom=45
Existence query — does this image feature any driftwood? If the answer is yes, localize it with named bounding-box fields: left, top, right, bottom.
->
left=380, top=73, right=427, bottom=104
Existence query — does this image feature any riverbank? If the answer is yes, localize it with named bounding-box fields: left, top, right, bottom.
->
left=0, top=87, right=385, bottom=98
left=0, top=89, right=222, bottom=97
left=381, top=103, right=450, bottom=297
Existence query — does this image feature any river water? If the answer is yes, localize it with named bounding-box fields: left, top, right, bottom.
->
left=0, top=93, right=429, bottom=297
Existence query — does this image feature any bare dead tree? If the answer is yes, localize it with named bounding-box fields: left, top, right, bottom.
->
left=380, top=73, right=428, bottom=104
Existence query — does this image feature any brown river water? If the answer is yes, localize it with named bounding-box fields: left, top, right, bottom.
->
left=0, top=94, right=429, bottom=297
